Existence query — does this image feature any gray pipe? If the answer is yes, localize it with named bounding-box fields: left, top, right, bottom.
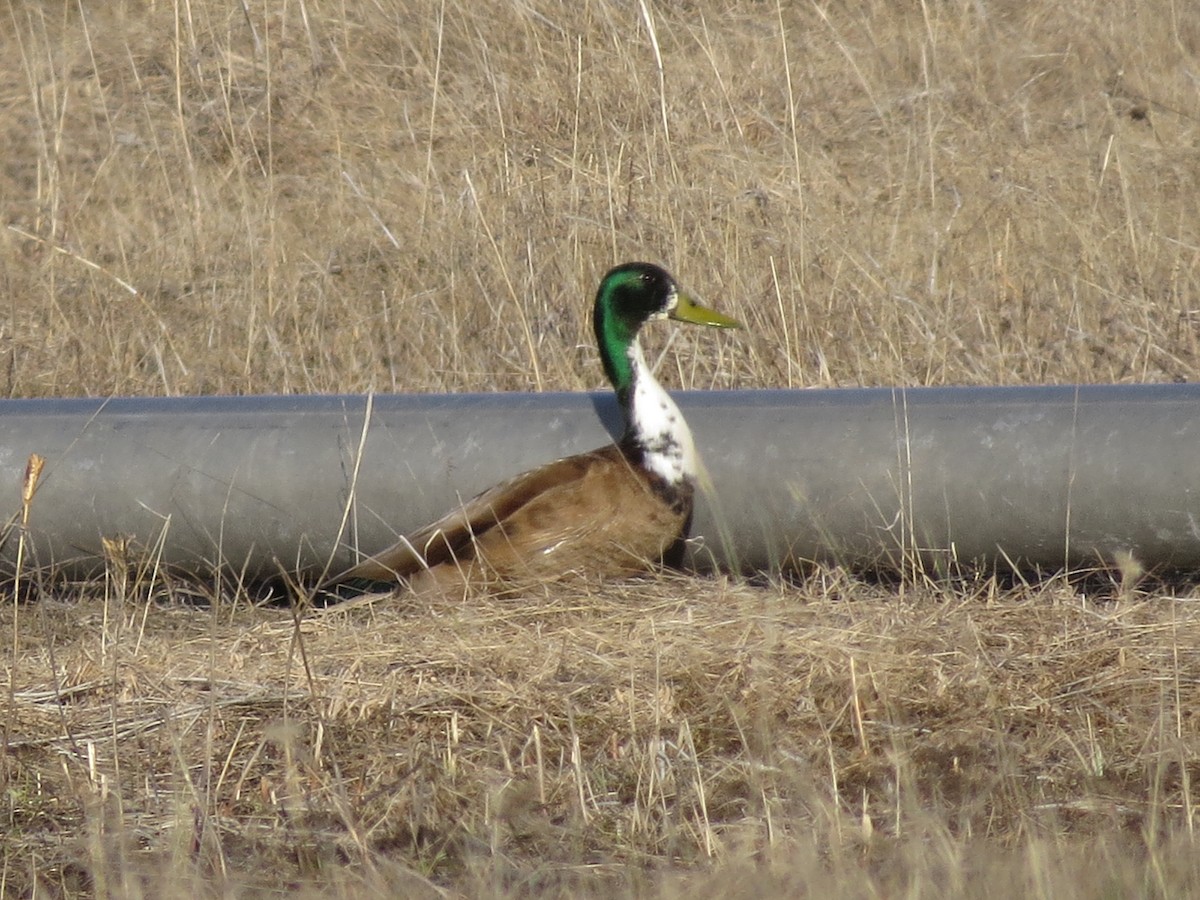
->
left=0, top=385, right=1197, bottom=584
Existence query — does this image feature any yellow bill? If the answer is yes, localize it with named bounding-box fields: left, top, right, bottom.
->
left=670, top=290, right=742, bottom=329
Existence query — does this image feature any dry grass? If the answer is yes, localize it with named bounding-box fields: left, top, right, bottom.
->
left=8, top=575, right=1200, bottom=898
left=3, top=0, right=1200, bottom=895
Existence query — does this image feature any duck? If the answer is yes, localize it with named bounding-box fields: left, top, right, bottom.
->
left=323, top=262, right=740, bottom=596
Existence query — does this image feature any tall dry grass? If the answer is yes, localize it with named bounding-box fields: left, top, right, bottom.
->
left=3, top=0, right=1200, bottom=896
left=3, top=0, right=1198, bottom=398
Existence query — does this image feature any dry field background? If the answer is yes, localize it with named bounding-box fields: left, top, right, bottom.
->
left=3, top=0, right=1200, bottom=896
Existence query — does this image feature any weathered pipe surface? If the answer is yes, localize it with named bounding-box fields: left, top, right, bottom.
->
left=0, top=384, right=1198, bottom=582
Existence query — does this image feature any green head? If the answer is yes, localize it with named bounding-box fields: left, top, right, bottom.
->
left=592, top=262, right=740, bottom=395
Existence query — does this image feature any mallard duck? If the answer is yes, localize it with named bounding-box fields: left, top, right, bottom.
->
left=325, top=262, right=740, bottom=595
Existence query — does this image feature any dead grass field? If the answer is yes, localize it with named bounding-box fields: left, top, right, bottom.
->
left=3, top=0, right=1200, bottom=896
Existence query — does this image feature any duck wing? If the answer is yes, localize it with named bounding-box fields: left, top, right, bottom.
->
left=326, top=444, right=682, bottom=587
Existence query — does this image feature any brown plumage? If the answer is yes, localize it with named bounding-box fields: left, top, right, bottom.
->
left=334, top=443, right=692, bottom=594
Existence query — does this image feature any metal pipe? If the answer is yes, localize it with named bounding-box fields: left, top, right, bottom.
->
left=1, top=385, right=1198, bottom=583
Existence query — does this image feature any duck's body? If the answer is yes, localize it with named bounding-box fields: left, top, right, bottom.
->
left=325, top=262, right=738, bottom=595
left=334, top=443, right=693, bottom=594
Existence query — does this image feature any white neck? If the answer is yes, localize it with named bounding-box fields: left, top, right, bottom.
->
left=625, top=340, right=698, bottom=485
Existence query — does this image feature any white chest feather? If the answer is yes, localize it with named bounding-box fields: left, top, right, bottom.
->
left=626, top=342, right=698, bottom=485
